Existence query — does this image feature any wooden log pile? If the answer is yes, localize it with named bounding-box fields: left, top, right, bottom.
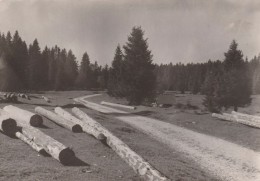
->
left=35, top=107, right=82, bottom=133
left=54, top=107, right=105, bottom=141
left=72, top=107, right=169, bottom=181
left=3, top=105, right=43, bottom=127
left=0, top=108, right=75, bottom=164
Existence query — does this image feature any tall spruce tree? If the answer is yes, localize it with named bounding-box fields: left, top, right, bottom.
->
left=123, top=26, right=156, bottom=105
left=28, top=39, right=42, bottom=90
left=11, top=31, right=29, bottom=89
left=214, top=40, right=251, bottom=111
left=75, top=52, right=91, bottom=89
left=64, top=50, right=78, bottom=89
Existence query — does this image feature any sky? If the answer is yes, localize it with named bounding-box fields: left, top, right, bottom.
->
left=0, top=0, right=259, bottom=65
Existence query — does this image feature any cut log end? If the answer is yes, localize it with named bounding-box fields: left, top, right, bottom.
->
left=30, top=115, right=43, bottom=127
left=1, top=118, right=17, bottom=134
left=59, top=148, right=76, bottom=164
left=71, top=124, right=83, bottom=133
left=97, top=133, right=106, bottom=141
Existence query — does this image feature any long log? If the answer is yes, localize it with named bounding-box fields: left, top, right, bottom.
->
left=213, top=113, right=260, bottom=129
left=101, top=101, right=136, bottom=110
left=72, top=107, right=168, bottom=181
left=42, top=96, right=51, bottom=103
left=21, top=125, right=75, bottom=164
left=15, top=131, right=45, bottom=154
left=35, top=107, right=82, bottom=133
left=231, top=111, right=260, bottom=123
left=3, top=105, right=43, bottom=127
left=0, top=114, right=17, bottom=135
left=54, top=107, right=105, bottom=140
left=212, top=113, right=237, bottom=122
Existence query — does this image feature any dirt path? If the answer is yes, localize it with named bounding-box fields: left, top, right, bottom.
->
left=75, top=94, right=260, bottom=181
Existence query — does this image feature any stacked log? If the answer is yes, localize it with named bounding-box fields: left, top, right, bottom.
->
left=54, top=107, right=105, bottom=141
left=72, top=107, right=168, bottom=181
left=35, top=107, right=82, bottom=133
left=3, top=105, right=43, bottom=127
left=101, top=101, right=136, bottom=110
left=0, top=108, right=74, bottom=163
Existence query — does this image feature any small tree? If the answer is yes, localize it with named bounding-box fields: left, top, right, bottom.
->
left=123, top=26, right=156, bottom=105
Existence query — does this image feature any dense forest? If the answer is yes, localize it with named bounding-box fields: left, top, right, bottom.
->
left=0, top=29, right=259, bottom=109
left=0, top=31, right=109, bottom=91
left=156, top=55, right=260, bottom=95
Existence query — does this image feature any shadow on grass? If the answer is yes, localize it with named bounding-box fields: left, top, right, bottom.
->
left=62, top=156, right=90, bottom=167
left=133, top=110, right=154, bottom=116
left=37, top=124, right=51, bottom=129
left=61, top=104, right=86, bottom=109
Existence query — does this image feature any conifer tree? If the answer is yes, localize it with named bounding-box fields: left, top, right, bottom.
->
left=123, top=26, right=156, bottom=105
left=220, top=40, right=251, bottom=111
left=64, top=50, right=78, bottom=89
left=108, top=45, right=124, bottom=96
left=75, top=52, right=91, bottom=89
left=28, top=39, right=41, bottom=90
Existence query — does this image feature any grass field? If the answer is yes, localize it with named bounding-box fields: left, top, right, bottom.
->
left=1, top=91, right=259, bottom=180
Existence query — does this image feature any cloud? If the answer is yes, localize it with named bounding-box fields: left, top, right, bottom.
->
left=0, top=0, right=259, bottom=65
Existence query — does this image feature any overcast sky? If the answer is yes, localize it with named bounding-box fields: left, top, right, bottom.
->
left=0, top=0, right=259, bottom=65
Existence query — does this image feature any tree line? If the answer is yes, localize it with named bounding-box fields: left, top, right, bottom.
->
left=0, top=28, right=259, bottom=111
left=0, top=31, right=109, bottom=91
left=156, top=54, right=260, bottom=96
left=156, top=41, right=259, bottom=111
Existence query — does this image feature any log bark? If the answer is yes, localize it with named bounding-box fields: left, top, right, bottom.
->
left=213, top=113, right=260, bottom=129
left=15, top=131, right=45, bottom=154
left=54, top=107, right=105, bottom=141
left=21, top=125, right=75, bottom=164
left=0, top=113, right=17, bottom=135
left=72, top=107, right=168, bottom=181
left=3, top=105, right=43, bottom=127
left=231, top=111, right=260, bottom=123
left=101, top=101, right=136, bottom=110
left=212, top=113, right=237, bottom=122
left=35, top=107, right=82, bottom=133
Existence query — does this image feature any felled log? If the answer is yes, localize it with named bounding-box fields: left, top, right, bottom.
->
left=15, top=131, right=45, bottom=154
left=212, top=113, right=237, bottom=122
left=42, top=96, right=51, bottom=103
left=3, top=105, right=43, bottom=127
left=101, top=101, right=136, bottom=110
left=35, top=107, right=82, bottom=133
left=213, top=113, right=260, bottom=129
left=231, top=111, right=260, bottom=123
left=0, top=113, right=17, bottom=134
left=54, top=107, right=105, bottom=141
left=72, top=107, right=168, bottom=181
left=21, top=125, right=75, bottom=164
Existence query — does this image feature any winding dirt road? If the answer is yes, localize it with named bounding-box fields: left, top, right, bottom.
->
left=75, top=94, right=260, bottom=181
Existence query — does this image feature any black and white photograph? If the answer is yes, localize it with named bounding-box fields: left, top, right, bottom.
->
left=0, top=0, right=260, bottom=180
